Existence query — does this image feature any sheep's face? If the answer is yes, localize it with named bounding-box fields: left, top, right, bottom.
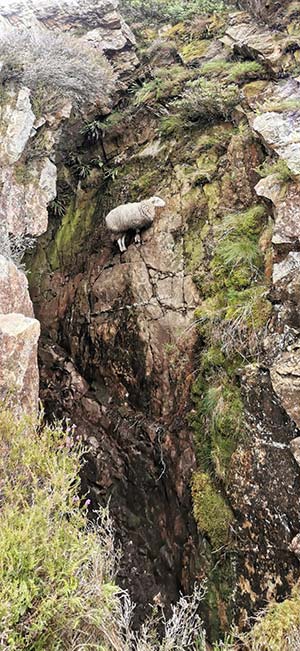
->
left=150, top=196, right=166, bottom=208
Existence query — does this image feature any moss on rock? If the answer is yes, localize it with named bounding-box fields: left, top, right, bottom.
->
left=191, top=471, right=233, bottom=548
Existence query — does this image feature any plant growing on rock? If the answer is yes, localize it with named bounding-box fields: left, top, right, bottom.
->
left=174, top=79, right=240, bottom=124
left=119, top=0, right=227, bottom=26
left=0, top=28, right=114, bottom=109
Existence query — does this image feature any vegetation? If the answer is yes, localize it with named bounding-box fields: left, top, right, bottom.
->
left=200, top=59, right=265, bottom=83
left=119, top=0, right=227, bottom=26
left=255, top=157, right=293, bottom=182
left=0, top=28, right=114, bottom=109
left=0, top=405, right=208, bottom=650
left=245, top=585, right=300, bottom=651
left=191, top=471, right=233, bottom=548
left=191, top=371, right=244, bottom=479
left=174, top=79, right=240, bottom=124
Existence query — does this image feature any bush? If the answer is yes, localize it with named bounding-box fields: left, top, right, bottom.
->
left=0, top=224, right=36, bottom=269
left=0, top=405, right=207, bottom=650
left=119, top=0, right=227, bottom=25
left=174, top=79, right=240, bottom=124
left=0, top=28, right=114, bottom=109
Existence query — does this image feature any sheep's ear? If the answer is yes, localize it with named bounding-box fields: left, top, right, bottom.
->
left=151, top=196, right=166, bottom=207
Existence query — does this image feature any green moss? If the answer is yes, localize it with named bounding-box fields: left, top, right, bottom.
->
left=191, top=370, right=244, bottom=479
left=203, top=181, right=220, bottom=220
left=179, top=40, right=209, bottom=63
left=191, top=471, right=233, bottom=548
left=256, top=157, right=293, bottom=182
left=48, top=195, right=96, bottom=270
left=14, top=163, right=36, bottom=186
left=134, top=65, right=192, bottom=105
left=184, top=227, right=205, bottom=272
left=196, top=150, right=219, bottom=181
left=246, top=585, right=300, bottom=651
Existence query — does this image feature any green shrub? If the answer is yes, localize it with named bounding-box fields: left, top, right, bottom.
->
left=0, top=408, right=121, bottom=650
left=191, top=471, right=233, bottom=548
left=174, top=79, right=240, bottom=124
left=119, top=0, right=227, bottom=26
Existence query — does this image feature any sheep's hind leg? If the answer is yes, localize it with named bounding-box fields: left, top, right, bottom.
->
left=135, top=229, right=141, bottom=245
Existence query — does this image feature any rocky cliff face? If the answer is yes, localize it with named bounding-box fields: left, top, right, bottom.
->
left=4, top=0, right=300, bottom=644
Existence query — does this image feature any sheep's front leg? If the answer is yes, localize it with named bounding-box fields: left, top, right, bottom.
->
left=135, top=229, right=141, bottom=245
left=117, top=236, right=125, bottom=253
left=121, top=234, right=127, bottom=251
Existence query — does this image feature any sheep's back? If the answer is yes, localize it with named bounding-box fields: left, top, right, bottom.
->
left=105, top=201, right=155, bottom=233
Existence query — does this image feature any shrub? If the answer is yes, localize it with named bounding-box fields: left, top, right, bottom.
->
left=0, top=28, right=114, bottom=109
left=0, top=225, right=36, bottom=269
left=119, top=0, right=227, bottom=26
left=174, top=79, right=240, bottom=124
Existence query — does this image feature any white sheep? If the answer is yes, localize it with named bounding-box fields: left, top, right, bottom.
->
left=105, top=196, right=166, bottom=252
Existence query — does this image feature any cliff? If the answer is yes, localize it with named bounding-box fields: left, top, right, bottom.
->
left=3, top=0, right=300, bottom=647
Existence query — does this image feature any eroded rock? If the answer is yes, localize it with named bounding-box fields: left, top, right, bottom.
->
left=0, top=255, right=33, bottom=317
left=270, top=347, right=300, bottom=427
left=0, top=313, right=40, bottom=413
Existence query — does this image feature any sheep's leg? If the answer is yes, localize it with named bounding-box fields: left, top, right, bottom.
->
left=121, top=234, right=127, bottom=251
left=135, top=229, right=141, bottom=245
left=117, top=236, right=124, bottom=253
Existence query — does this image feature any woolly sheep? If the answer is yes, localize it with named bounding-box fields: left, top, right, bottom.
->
left=105, top=196, right=166, bottom=252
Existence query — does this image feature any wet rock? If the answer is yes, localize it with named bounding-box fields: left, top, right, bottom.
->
left=0, top=255, right=33, bottom=317
left=0, top=313, right=40, bottom=413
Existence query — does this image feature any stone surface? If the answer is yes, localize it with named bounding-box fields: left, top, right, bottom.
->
left=0, top=313, right=40, bottom=413
left=273, top=252, right=300, bottom=284
left=290, top=436, right=300, bottom=466
left=224, top=19, right=283, bottom=70
left=0, top=87, right=35, bottom=166
left=0, top=158, right=57, bottom=237
left=0, top=255, right=33, bottom=317
left=255, top=175, right=300, bottom=246
left=270, top=347, right=300, bottom=427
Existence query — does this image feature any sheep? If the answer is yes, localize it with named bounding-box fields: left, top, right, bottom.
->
left=105, top=196, right=166, bottom=252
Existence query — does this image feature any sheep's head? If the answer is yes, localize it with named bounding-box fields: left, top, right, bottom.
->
left=149, top=196, right=166, bottom=208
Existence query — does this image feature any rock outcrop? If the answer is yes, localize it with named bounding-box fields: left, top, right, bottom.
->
left=5, top=0, right=300, bottom=642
